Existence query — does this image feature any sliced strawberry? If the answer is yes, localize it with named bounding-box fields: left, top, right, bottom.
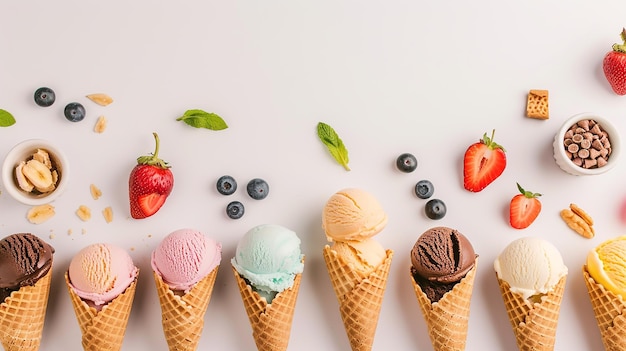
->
left=132, top=193, right=167, bottom=219
left=509, top=183, right=542, bottom=229
left=463, top=130, right=506, bottom=192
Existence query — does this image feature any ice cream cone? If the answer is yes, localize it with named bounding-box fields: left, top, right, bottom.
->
left=65, top=271, right=138, bottom=351
left=0, top=267, right=52, bottom=351
left=153, top=266, right=219, bottom=351
left=232, top=265, right=302, bottom=351
left=496, top=274, right=566, bottom=351
left=322, top=245, right=393, bottom=351
left=583, top=265, right=626, bottom=351
left=410, top=260, right=478, bottom=351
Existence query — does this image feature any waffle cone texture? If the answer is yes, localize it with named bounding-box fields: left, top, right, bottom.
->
left=153, top=266, right=218, bottom=351
left=323, top=245, right=393, bottom=351
left=65, top=271, right=138, bottom=351
left=497, top=274, right=566, bottom=351
left=0, top=267, right=53, bottom=351
left=583, top=265, right=626, bottom=351
left=232, top=264, right=303, bottom=351
left=410, top=260, right=478, bottom=351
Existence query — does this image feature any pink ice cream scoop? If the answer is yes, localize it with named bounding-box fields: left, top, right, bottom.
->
left=151, top=228, right=222, bottom=292
left=68, top=243, right=138, bottom=307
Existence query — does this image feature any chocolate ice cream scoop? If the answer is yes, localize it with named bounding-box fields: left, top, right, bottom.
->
left=0, top=233, right=54, bottom=293
left=411, top=226, right=476, bottom=284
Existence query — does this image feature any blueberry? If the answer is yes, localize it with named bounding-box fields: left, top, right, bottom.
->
left=396, top=153, right=417, bottom=173
left=247, top=178, right=269, bottom=200
left=216, top=175, right=237, bottom=195
left=415, top=180, right=434, bottom=199
left=34, top=87, right=56, bottom=107
left=425, top=199, right=446, bottom=220
left=226, top=201, right=245, bottom=219
left=64, top=102, right=85, bottom=122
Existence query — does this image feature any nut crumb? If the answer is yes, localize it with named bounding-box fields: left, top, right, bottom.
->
left=90, top=184, right=102, bottom=200
left=76, top=205, right=91, bottom=221
left=102, top=206, right=113, bottom=223
left=82, top=228, right=87, bottom=235
left=68, top=229, right=73, bottom=235
left=49, top=234, right=55, bottom=239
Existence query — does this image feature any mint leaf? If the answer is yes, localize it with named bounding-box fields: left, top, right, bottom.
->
left=0, top=109, right=16, bottom=127
left=317, top=122, right=350, bottom=171
left=176, top=109, right=228, bottom=130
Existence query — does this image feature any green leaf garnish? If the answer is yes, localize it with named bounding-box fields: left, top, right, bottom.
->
left=176, top=109, right=228, bottom=130
left=0, top=109, right=16, bottom=127
left=317, top=122, right=350, bottom=171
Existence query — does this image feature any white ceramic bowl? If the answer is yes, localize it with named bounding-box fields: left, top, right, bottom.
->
left=2, top=139, right=70, bottom=205
left=553, top=112, right=621, bottom=176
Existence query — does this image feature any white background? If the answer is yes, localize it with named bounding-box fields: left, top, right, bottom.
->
left=2, top=1, right=626, bottom=350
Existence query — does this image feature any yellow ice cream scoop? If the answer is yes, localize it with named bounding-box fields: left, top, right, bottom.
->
left=322, top=188, right=388, bottom=242
left=586, top=235, right=626, bottom=299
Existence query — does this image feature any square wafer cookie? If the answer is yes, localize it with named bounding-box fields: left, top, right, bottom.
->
left=526, top=89, right=549, bottom=119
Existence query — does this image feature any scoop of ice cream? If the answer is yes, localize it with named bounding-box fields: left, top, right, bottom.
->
left=152, top=228, right=222, bottom=292
left=494, top=237, right=567, bottom=300
left=331, top=239, right=386, bottom=278
left=411, top=227, right=476, bottom=302
left=68, top=243, right=138, bottom=306
left=322, top=188, right=388, bottom=242
left=586, top=235, right=626, bottom=299
left=0, top=233, right=54, bottom=301
left=411, top=227, right=476, bottom=284
left=231, top=224, right=304, bottom=302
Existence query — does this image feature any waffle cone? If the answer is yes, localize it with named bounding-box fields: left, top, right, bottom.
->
left=497, top=274, right=566, bottom=351
left=65, top=271, right=137, bottom=351
left=583, top=265, right=626, bottom=350
left=232, top=264, right=302, bottom=351
left=323, top=245, right=393, bottom=351
left=0, top=267, right=52, bottom=351
left=153, top=266, right=219, bottom=351
left=410, top=260, right=478, bottom=351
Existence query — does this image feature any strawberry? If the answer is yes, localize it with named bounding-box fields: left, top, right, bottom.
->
left=603, top=28, right=626, bottom=95
left=509, top=183, right=542, bottom=229
left=129, top=132, right=174, bottom=219
left=463, top=130, right=506, bottom=192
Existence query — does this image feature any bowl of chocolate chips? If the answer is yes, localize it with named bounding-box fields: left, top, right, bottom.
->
left=553, top=113, right=621, bottom=176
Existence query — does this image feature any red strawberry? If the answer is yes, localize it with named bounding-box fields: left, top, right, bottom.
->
left=463, top=130, right=506, bottom=192
left=509, top=183, right=542, bottom=229
left=603, top=28, right=626, bottom=95
left=129, top=132, right=174, bottom=219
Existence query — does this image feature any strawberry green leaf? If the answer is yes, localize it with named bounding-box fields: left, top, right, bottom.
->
left=0, top=109, right=16, bottom=127
left=317, top=122, right=350, bottom=171
left=176, top=109, right=228, bottom=130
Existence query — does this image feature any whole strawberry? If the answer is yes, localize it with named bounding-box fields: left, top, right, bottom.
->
left=463, top=129, right=506, bottom=192
left=509, top=183, right=542, bottom=229
left=129, top=132, right=174, bottom=219
left=603, top=28, right=626, bottom=95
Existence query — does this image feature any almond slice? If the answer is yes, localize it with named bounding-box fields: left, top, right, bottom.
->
left=76, top=205, right=91, bottom=221
left=94, top=115, right=107, bottom=133
left=86, top=93, right=113, bottom=106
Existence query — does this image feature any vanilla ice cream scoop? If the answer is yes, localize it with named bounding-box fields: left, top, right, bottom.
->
left=68, top=243, right=138, bottom=307
left=322, top=188, right=388, bottom=242
left=586, top=235, right=626, bottom=299
left=494, top=237, right=567, bottom=300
